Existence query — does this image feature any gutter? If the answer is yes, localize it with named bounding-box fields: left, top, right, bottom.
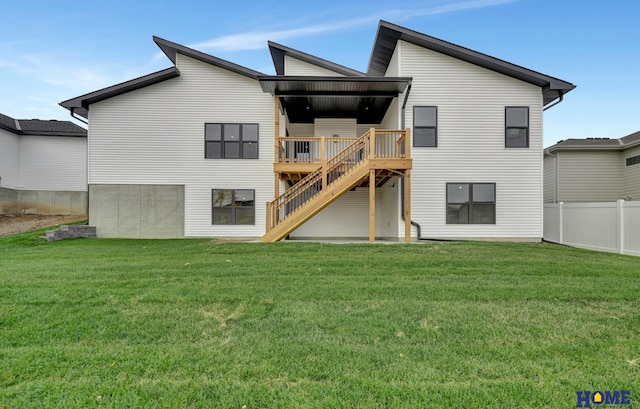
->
left=70, top=108, right=88, bottom=125
left=543, top=91, right=563, bottom=111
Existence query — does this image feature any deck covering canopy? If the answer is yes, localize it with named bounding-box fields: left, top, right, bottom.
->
left=258, top=76, right=411, bottom=124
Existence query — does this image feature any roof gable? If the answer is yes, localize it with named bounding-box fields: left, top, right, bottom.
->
left=269, top=41, right=364, bottom=77
left=367, top=20, right=575, bottom=105
left=154, top=36, right=265, bottom=79
left=60, top=37, right=265, bottom=118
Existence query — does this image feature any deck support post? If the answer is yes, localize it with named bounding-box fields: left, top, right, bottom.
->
left=369, top=169, right=376, bottom=243
left=274, top=96, right=280, bottom=199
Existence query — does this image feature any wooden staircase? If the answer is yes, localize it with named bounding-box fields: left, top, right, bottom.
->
left=262, top=129, right=410, bottom=242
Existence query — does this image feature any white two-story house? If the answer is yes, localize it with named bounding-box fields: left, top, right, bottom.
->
left=0, top=113, right=87, bottom=215
left=60, top=21, right=575, bottom=241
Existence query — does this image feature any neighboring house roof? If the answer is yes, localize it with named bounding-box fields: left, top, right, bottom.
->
left=0, top=113, right=86, bottom=137
left=367, top=20, right=576, bottom=106
left=268, top=41, right=364, bottom=77
left=545, top=130, right=640, bottom=153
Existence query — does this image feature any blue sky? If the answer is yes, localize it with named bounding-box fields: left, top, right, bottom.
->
left=1, top=0, right=638, bottom=147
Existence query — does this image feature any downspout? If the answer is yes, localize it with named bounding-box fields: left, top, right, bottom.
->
left=399, top=83, right=428, bottom=240
left=70, top=107, right=90, bottom=220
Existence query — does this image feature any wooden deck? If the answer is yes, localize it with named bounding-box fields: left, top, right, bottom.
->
left=263, top=128, right=412, bottom=242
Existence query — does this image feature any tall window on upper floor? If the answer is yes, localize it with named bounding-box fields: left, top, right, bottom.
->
left=205, top=123, right=259, bottom=159
left=446, top=183, right=496, bottom=224
left=505, top=107, right=529, bottom=148
left=414, top=106, right=438, bottom=147
left=212, top=189, right=255, bottom=225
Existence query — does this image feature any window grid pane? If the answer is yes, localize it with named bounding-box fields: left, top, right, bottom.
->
left=212, top=189, right=255, bottom=225
left=446, top=183, right=495, bottom=225
left=414, top=106, right=437, bottom=147
left=205, top=123, right=259, bottom=159
left=505, top=107, right=529, bottom=148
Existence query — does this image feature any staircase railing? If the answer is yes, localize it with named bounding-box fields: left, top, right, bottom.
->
left=265, top=128, right=409, bottom=233
left=266, top=131, right=371, bottom=231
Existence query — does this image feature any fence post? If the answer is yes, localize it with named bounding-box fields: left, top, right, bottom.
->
left=617, top=199, right=625, bottom=254
left=321, top=136, right=327, bottom=190
left=558, top=202, right=563, bottom=244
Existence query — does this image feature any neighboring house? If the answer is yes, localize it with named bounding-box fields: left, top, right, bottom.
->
left=60, top=21, right=574, bottom=241
left=0, top=113, right=87, bottom=215
left=544, top=131, right=640, bottom=203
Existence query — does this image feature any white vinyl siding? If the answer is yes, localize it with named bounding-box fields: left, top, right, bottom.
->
left=357, top=124, right=381, bottom=137
left=88, top=53, right=274, bottom=237
left=0, top=128, right=20, bottom=188
left=385, top=45, right=400, bottom=77
left=623, top=145, right=640, bottom=200
left=18, top=135, right=87, bottom=191
left=284, top=55, right=345, bottom=77
left=556, top=151, right=622, bottom=202
left=379, top=177, right=399, bottom=238
left=398, top=40, right=543, bottom=239
left=314, top=118, right=356, bottom=138
left=286, top=118, right=313, bottom=137
left=543, top=154, right=556, bottom=203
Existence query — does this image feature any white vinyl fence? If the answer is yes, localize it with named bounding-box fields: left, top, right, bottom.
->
left=544, top=200, right=640, bottom=256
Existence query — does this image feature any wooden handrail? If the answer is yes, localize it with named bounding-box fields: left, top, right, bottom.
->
left=268, top=129, right=408, bottom=230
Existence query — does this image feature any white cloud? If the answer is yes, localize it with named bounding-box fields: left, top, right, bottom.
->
left=190, top=0, right=516, bottom=52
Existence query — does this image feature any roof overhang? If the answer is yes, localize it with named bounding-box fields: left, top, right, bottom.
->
left=268, top=41, right=364, bottom=77
left=60, top=67, right=180, bottom=119
left=368, top=21, right=576, bottom=107
left=258, top=76, right=411, bottom=123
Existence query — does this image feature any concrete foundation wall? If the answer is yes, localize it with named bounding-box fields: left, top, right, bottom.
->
left=89, top=184, right=184, bottom=238
left=0, top=187, right=87, bottom=215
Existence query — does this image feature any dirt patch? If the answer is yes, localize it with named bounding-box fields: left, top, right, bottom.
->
left=0, top=214, right=87, bottom=237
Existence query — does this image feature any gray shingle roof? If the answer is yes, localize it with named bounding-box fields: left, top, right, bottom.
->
left=0, top=113, right=86, bottom=137
left=546, top=131, right=640, bottom=153
left=0, top=113, right=18, bottom=131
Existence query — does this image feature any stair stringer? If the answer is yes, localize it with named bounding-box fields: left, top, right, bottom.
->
left=261, top=162, right=370, bottom=242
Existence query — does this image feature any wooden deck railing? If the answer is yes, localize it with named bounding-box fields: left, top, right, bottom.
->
left=267, top=129, right=409, bottom=232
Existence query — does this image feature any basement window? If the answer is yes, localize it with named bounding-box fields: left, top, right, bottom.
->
left=205, top=123, right=259, bottom=159
left=446, top=183, right=495, bottom=224
left=212, top=189, right=255, bottom=225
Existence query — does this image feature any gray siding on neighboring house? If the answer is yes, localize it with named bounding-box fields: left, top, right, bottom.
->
left=19, top=135, right=87, bottom=191
left=556, top=151, right=622, bottom=202
left=398, top=40, right=543, bottom=239
left=623, top=145, right=640, bottom=200
left=88, top=53, right=274, bottom=237
left=0, top=128, right=20, bottom=188
left=543, top=154, right=556, bottom=203
left=284, top=55, right=345, bottom=77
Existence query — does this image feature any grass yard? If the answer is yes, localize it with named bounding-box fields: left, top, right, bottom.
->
left=0, top=230, right=639, bottom=408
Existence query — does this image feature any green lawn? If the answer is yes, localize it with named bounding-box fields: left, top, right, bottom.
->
left=0, top=229, right=639, bottom=408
